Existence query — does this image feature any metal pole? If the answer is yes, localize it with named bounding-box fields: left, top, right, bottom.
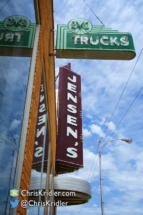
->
left=0, top=137, right=16, bottom=215
left=99, top=151, right=104, bottom=215
left=44, top=142, right=52, bottom=215
left=38, top=113, right=47, bottom=215
left=6, top=148, right=15, bottom=215
left=98, top=138, right=132, bottom=215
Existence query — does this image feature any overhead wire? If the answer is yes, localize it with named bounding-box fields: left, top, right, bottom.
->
left=75, top=0, right=105, bottom=185
left=70, top=48, right=143, bottom=215
left=55, top=73, right=59, bottom=81
left=0, top=0, right=10, bottom=12
left=78, top=158, right=99, bottom=215
left=70, top=144, right=99, bottom=215
left=110, top=85, right=143, bottom=137
left=70, top=141, right=100, bottom=215
left=0, top=1, right=19, bottom=144
left=76, top=148, right=99, bottom=214
left=0, top=115, right=16, bottom=144
left=2, top=0, right=140, bottom=213
left=86, top=49, right=143, bottom=215
left=66, top=0, right=142, bottom=214
left=76, top=0, right=104, bottom=190
left=82, top=0, right=105, bottom=26
left=87, top=144, right=99, bottom=182
left=70, top=0, right=142, bottom=213
left=99, top=47, right=143, bottom=143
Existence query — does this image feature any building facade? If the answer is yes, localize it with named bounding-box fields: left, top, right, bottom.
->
left=0, top=1, right=91, bottom=215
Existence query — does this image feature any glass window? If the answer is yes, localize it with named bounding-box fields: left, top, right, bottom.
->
left=0, top=0, right=36, bottom=214
left=28, top=72, right=51, bottom=214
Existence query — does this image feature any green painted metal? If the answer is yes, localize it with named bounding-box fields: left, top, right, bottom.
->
left=68, top=18, right=92, bottom=34
left=0, top=22, right=35, bottom=48
left=3, top=15, right=31, bottom=32
left=56, top=20, right=136, bottom=60
left=0, top=17, right=36, bottom=56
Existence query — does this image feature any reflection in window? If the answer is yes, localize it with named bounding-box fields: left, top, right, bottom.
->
left=0, top=0, right=35, bottom=215
left=0, top=1, right=36, bottom=214
left=0, top=57, right=31, bottom=214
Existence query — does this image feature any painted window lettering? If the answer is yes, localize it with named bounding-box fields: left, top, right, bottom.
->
left=34, top=84, right=46, bottom=158
left=0, top=32, right=23, bottom=42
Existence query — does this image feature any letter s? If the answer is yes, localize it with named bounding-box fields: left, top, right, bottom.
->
left=67, top=104, right=77, bottom=113
left=34, top=147, right=43, bottom=157
left=66, top=148, right=78, bottom=158
left=120, top=36, right=129, bottom=46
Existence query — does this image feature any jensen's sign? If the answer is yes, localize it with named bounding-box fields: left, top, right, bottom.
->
left=56, top=65, right=83, bottom=174
left=56, top=18, right=136, bottom=60
left=0, top=15, right=35, bottom=57
left=32, top=76, right=49, bottom=172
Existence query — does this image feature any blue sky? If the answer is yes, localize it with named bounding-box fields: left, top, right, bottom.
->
left=0, top=0, right=143, bottom=214
left=0, top=1, right=35, bottom=214
left=53, top=0, right=143, bottom=215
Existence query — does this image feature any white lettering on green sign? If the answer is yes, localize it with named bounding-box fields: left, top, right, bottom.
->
left=74, top=35, right=129, bottom=46
left=0, top=32, right=23, bottom=42
left=56, top=19, right=136, bottom=60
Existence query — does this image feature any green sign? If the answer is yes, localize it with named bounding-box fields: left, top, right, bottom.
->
left=56, top=18, right=136, bottom=60
left=3, top=15, right=31, bottom=31
left=0, top=15, right=36, bottom=57
left=68, top=18, right=92, bottom=34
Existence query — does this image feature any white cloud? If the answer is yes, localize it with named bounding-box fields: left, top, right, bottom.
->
left=98, top=143, right=143, bottom=204
left=90, top=124, right=105, bottom=138
left=54, top=0, right=143, bottom=212
left=10, top=119, right=21, bottom=131
left=59, top=148, right=98, bottom=182
left=1, top=0, right=141, bottom=215
left=83, top=128, right=91, bottom=137
left=106, top=121, right=116, bottom=132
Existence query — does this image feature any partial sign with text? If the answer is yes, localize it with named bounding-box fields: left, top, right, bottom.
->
left=56, top=66, right=83, bottom=174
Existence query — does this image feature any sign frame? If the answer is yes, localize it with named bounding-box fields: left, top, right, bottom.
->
left=56, top=66, right=83, bottom=174
left=56, top=18, right=136, bottom=60
left=0, top=15, right=36, bottom=57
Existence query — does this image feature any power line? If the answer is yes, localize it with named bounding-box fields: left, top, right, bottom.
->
left=0, top=115, right=16, bottom=143
left=55, top=73, right=59, bottom=81
left=0, top=0, right=16, bottom=144
left=110, top=85, right=143, bottom=137
left=70, top=143, right=99, bottom=215
left=0, top=0, right=10, bottom=12
left=80, top=49, right=143, bottom=215
left=76, top=153, right=99, bottom=215
left=99, top=47, right=143, bottom=143
left=87, top=143, right=99, bottom=182
left=89, top=153, right=99, bottom=182
left=82, top=0, right=104, bottom=26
